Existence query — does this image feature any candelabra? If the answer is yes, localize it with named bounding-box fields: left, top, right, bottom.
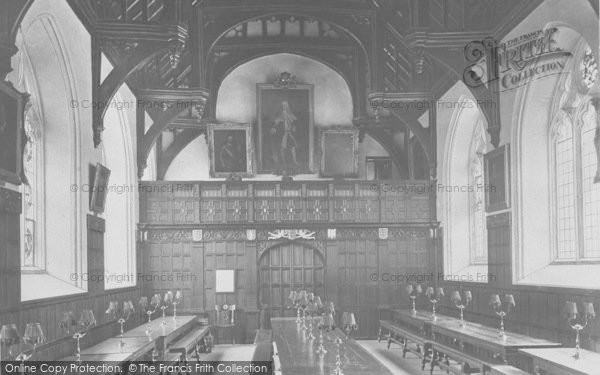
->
left=406, top=284, right=422, bottom=315
left=15, top=323, right=46, bottom=363
left=162, top=292, right=172, bottom=325
left=73, top=310, right=96, bottom=363
left=172, top=291, right=182, bottom=320
left=106, top=301, right=135, bottom=346
left=425, top=287, right=444, bottom=321
left=316, top=313, right=334, bottom=356
left=140, top=294, right=160, bottom=337
left=332, top=336, right=345, bottom=375
left=298, top=291, right=309, bottom=330
left=305, top=301, right=318, bottom=341
left=288, top=291, right=302, bottom=324
left=341, top=312, right=357, bottom=339
left=565, top=301, right=596, bottom=359
left=0, top=324, right=20, bottom=364
left=59, top=312, right=77, bottom=336
left=490, top=294, right=515, bottom=339
left=451, top=290, right=472, bottom=328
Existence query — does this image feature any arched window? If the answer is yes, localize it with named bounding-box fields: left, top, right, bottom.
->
left=552, top=101, right=600, bottom=261
left=469, top=119, right=487, bottom=264
left=102, top=89, right=137, bottom=290
left=21, top=102, right=44, bottom=269
left=442, top=94, right=489, bottom=280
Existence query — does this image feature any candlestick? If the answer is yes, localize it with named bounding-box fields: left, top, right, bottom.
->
left=332, top=336, right=344, bottom=375
left=342, top=312, right=358, bottom=339
left=73, top=310, right=96, bottom=363
left=451, top=290, right=472, bottom=328
left=173, top=291, right=182, bottom=320
left=143, top=294, right=161, bottom=337
left=490, top=294, right=515, bottom=339
left=425, top=287, right=444, bottom=321
left=316, top=316, right=328, bottom=356
left=406, top=284, right=422, bottom=315
left=566, top=301, right=596, bottom=359
left=161, top=292, right=172, bottom=325
left=0, top=324, right=20, bottom=363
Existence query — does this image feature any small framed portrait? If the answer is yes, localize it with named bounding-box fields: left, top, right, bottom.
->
left=257, top=73, right=314, bottom=174
left=215, top=269, right=235, bottom=293
left=0, top=81, right=29, bottom=185
left=90, top=163, right=111, bottom=214
left=484, top=144, right=511, bottom=212
left=319, top=128, right=359, bottom=178
left=208, top=123, right=253, bottom=178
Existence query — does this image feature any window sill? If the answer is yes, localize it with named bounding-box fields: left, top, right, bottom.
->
left=443, top=264, right=490, bottom=283
left=516, top=263, right=600, bottom=289
left=21, top=273, right=86, bottom=302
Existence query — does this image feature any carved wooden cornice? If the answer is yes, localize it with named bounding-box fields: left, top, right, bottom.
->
left=142, top=226, right=430, bottom=244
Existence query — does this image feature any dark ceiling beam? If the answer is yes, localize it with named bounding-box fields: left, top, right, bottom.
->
left=365, top=91, right=433, bottom=165
left=91, top=22, right=189, bottom=147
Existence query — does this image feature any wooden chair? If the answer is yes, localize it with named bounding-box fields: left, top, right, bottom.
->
left=214, top=304, right=236, bottom=344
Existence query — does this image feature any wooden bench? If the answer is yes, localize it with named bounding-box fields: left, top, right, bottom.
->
left=379, top=320, right=433, bottom=370
left=167, top=324, right=211, bottom=361
left=430, top=342, right=495, bottom=374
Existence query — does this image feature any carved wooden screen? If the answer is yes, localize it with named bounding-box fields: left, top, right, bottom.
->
left=259, top=242, right=325, bottom=317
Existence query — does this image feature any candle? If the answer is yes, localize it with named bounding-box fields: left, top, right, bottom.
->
left=464, top=291, right=473, bottom=303
left=348, top=313, right=357, bottom=326
left=139, top=297, right=148, bottom=309
left=490, top=294, right=501, bottom=307
left=583, top=302, right=595, bottom=319
left=406, top=285, right=414, bottom=294
left=436, top=287, right=445, bottom=298
left=415, top=284, right=423, bottom=294
left=505, top=294, right=516, bottom=308
left=425, top=287, right=434, bottom=297
left=451, top=291, right=461, bottom=304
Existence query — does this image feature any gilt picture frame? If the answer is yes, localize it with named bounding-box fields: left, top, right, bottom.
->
left=0, top=81, right=28, bottom=185
left=90, top=162, right=111, bottom=214
left=484, top=144, right=511, bottom=212
left=257, top=74, right=314, bottom=175
left=208, top=123, right=253, bottom=178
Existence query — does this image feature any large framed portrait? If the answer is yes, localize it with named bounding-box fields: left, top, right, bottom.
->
left=319, top=128, right=359, bottom=178
left=484, top=144, right=511, bottom=212
left=0, top=81, right=28, bottom=185
left=90, top=162, right=111, bottom=214
left=257, top=74, right=314, bottom=174
left=208, top=123, right=253, bottom=178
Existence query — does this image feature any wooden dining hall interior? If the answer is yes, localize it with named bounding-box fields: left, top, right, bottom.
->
left=1, top=0, right=600, bottom=374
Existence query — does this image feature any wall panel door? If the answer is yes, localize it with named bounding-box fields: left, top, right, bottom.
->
left=259, top=242, right=325, bottom=318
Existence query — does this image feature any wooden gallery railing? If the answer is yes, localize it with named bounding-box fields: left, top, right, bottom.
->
left=138, top=180, right=434, bottom=226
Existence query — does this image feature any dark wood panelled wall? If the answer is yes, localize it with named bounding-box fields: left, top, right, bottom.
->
left=139, top=180, right=434, bottom=340
left=437, top=211, right=600, bottom=352
left=0, top=186, right=142, bottom=360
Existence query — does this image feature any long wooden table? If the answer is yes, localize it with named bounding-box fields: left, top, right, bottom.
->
left=62, top=315, right=210, bottom=362
left=384, top=310, right=561, bottom=374
left=271, top=317, right=392, bottom=375
left=518, top=347, right=600, bottom=375
left=431, top=316, right=562, bottom=365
